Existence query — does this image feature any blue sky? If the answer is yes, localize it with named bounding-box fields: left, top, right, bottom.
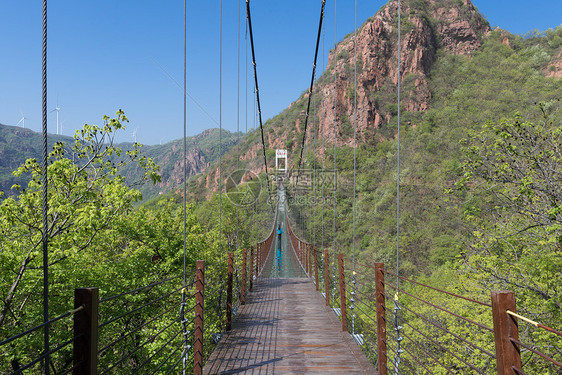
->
left=0, top=0, right=561, bottom=145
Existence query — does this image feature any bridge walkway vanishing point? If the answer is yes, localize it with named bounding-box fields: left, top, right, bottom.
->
left=204, top=188, right=375, bottom=374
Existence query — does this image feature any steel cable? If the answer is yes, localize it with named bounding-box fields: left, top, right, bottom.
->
left=40, top=1, right=50, bottom=373
left=295, top=0, right=327, bottom=183
left=394, top=1, right=403, bottom=372
left=97, top=299, right=182, bottom=355
left=99, top=274, right=187, bottom=303
left=245, top=0, right=274, bottom=211
left=386, top=293, right=496, bottom=359
left=98, top=285, right=184, bottom=329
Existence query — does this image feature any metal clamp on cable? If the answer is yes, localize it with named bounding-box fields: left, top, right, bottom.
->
left=179, top=289, right=191, bottom=375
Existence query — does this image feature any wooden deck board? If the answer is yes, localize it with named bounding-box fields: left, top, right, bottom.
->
left=203, top=278, right=376, bottom=374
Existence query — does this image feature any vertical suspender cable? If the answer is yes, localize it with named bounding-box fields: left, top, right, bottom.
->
left=182, top=0, right=187, bottom=298
left=244, top=11, right=248, bottom=134
left=181, top=1, right=188, bottom=373
left=219, top=0, right=223, bottom=267
left=351, top=0, right=357, bottom=337
left=41, top=1, right=49, bottom=373
left=236, top=0, right=241, bottom=257
left=331, top=0, right=338, bottom=304
left=321, top=18, right=325, bottom=250
left=394, top=0, right=403, bottom=373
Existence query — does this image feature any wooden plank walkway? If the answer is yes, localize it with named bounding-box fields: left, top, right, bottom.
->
left=203, top=277, right=376, bottom=374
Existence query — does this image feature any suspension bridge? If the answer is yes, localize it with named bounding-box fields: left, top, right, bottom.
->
left=2, top=0, right=562, bottom=374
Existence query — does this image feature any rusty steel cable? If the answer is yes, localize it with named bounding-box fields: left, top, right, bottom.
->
left=509, top=337, right=562, bottom=368
left=507, top=310, right=562, bottom=337
left=396, top=313, right=469, bottom=374
left=385, top=292, right=496, bottom=359
left=383, top=269, right=491, bottom=307
left=399, top=330, right=454, bottom=374
left=512, top=366, right=529, bottom=375
left=383, top=281, right=493, bottom=332
left=399, top=340, right=436, bottom=375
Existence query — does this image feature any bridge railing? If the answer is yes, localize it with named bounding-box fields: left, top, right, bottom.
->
left=1, top=241, right=277, bottom=375
left=281, top=215, right=562, bottom=375
left=321, top=255, right=561, bottom=375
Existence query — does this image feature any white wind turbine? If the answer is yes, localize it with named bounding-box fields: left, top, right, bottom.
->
left=50, top=103, right=61, bottom=135
left=17, top=111, right=27, bottom=128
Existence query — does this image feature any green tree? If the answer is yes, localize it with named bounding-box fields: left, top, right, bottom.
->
left=456, top=104, right=562, bottom=371
left=0, top=111, right=161, bottom=372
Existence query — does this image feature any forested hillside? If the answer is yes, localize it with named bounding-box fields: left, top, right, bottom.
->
left=0, top=124, right=240, bottom=201
left=1, top=0, right=561, bottom=372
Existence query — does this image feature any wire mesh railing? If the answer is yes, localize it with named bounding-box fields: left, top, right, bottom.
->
left=1, top=223, right=278, bottom=375
left=283, top=215, right=562, bottom=375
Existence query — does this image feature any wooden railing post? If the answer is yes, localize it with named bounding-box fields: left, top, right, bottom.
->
left=194, top=260, right=205, bottom=375
left=375, top=263, right=387, bottom=375
left=314, top=246, right=319, bottom=290
left=338, top=253, right=347, bottom=332
left=256, top=243, right=260, bottom=276
left=491, top=291, right=521, bottom=375
left=306, top=244, right=310, bottom=277
left=226, top=252, right=234, bottom=331
left=250, top=246, right=254, bottom=291
left=324, top=250, right=330, bottom=306
left=241, top=249, right=247, bottom=305
left=73, top=287, right=98, bottom=375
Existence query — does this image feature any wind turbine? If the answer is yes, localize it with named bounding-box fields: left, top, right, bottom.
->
left=17, top=111, right=27, bottom=128
left=50, top=103, right=61, bottom=135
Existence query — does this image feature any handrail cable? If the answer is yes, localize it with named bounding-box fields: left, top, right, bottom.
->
left=386, top=293, right=496, bottom=359
left=98, top=299, right=182, bottom=355
left=384, top=281, right=493, bottom=332
left=509, top=337, right=562, bottom=368
left=10, top=335, right=79, bottom=375
left=245, top=0, right=274, bottom=211
left=295, top=0, right=327, bottom=184
left=506, top=310, right=562, bottom=337
left=98, top=285, right=184, bottom=329
left=100, top=316, right=189, bottom=375
left=0, top=306, right=83, bottom=348
left=383, top=269, right=491, bottom=307
left=99, top=274, right=186, bottom=303
left=41, top=1, right=50, bottom=373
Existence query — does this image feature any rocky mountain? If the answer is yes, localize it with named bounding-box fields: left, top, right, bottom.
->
left=190, top=0, right=494, bottom=194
